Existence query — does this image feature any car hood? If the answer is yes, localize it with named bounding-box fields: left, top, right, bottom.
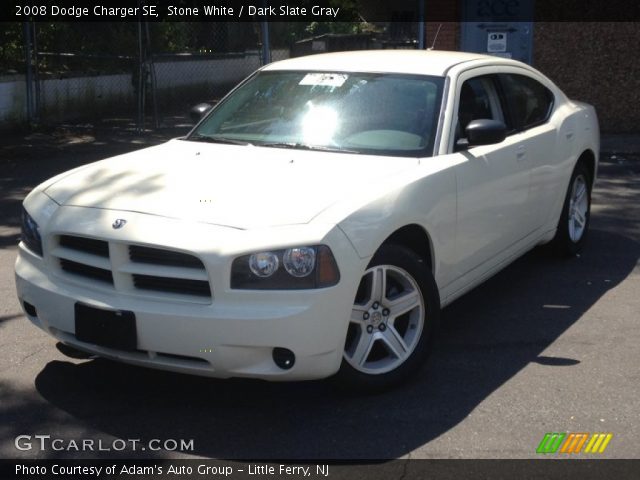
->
left=44, top=139, right=418, bottom=229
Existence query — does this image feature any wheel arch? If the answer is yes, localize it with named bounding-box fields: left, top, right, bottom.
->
left=577, top=149, right=597, bottom=187
left=379, top=224, right=435, bottom=275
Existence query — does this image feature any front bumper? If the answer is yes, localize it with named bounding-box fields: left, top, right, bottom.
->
left=15, top=207, right=364, bottom=381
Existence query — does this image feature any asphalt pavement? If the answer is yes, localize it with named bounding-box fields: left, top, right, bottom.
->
left=0, top=125, right=638, bottom=460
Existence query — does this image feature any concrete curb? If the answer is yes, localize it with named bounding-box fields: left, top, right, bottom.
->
left=600, top=134, right=640, bottom=155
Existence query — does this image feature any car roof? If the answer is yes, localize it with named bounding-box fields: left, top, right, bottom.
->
left=262, top=50, right=522, bottom=77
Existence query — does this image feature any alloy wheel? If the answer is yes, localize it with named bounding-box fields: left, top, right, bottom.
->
left=568, top=174, right=589, bottom=243
left=344, top=264, right=425, bottom=375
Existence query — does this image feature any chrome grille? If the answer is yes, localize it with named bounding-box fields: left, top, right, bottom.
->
left=51, top=235, right=211, bottom=303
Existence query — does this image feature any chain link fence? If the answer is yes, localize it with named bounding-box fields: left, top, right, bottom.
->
left=30, top=22, right=138, bottom=125
left=3, top=20, right=423, bottom=131
left=145, top=22, right=264, bottom=128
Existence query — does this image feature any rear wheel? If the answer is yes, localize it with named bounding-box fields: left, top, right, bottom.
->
left=335, top=245, right=440, bottom=391
left=551, top=161, right=592, bottom=256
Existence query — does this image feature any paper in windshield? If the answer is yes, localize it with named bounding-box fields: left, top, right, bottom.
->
left=299, top=73, right=348, bottom=87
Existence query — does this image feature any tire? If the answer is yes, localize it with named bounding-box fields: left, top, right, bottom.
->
left=551, top=161, right=592, bottom=256
left=334, top=245, right=440, bottom=392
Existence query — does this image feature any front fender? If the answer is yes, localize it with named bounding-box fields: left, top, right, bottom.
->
left=314, top=156, right=461, bottom=290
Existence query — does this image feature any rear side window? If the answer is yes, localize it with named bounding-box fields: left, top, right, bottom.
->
left=498, top=74, right=554, bottom=132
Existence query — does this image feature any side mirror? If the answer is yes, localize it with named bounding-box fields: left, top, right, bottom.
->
left=457, top=119, right=507, bottom=149
left=189, top=103, right=213, bottom=123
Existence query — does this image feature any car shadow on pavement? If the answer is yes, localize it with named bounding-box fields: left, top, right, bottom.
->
left=13, top=227, right=636, bottom=460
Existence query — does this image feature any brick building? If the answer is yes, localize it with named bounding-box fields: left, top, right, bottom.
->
left=365, top=0, right=640, bottom=133
left=422, top=20, right=640, bottom=133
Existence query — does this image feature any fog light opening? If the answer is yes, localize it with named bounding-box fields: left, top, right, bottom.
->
left=272, top=348, right=295, bottom=370
left=23, top=301, right=37, bottom=318
left=55, top=342, right=95, bottom=360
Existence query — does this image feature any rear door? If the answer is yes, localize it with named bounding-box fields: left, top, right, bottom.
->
left=496, top=72, right=558, bottom=229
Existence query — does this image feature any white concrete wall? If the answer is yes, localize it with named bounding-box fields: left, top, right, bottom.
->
left=0, top=73, right=135, bottom=126
left=0, top=49, right=290, bottom=127
left=153, top=53, right=263, bottom=89
left=39, top=73, right=135, bottom=123
left=0, top=75, right=28, bottom=125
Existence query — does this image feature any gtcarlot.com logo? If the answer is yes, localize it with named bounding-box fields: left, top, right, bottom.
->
left=15, top=435, right=194, bottom=452
left=536, top=432, right=613, bottom=454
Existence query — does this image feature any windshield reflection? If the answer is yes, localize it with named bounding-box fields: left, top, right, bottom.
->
left=189, top=71, right=444, bottom=157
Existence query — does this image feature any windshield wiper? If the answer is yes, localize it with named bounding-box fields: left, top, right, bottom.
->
left=187, top=134, right=253, bottom=146
left=259, top=142, right=358, bottom=154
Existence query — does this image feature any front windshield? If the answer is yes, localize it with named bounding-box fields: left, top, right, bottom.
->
left=188, top=70, right=444, bottom=157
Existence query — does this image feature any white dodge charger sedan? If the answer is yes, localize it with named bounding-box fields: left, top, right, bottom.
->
left=15, top=51, right=599, bottom=390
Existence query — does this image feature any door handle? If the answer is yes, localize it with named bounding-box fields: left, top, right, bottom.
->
left=566, top=131, right=575, bottom=140
left=516, top=146, right=526, bottom=161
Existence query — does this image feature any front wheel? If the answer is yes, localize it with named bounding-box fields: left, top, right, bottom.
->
left=551, top=161, right=592, bottom=256
left=335, top=245, right=440, bottom=391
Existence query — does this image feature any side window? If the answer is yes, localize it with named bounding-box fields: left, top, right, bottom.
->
left=456, top=76, right=502, bottom=142
left=498, top=74, right=554, bottom=131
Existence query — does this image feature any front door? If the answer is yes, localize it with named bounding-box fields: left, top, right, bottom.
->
left=451, top=72, right=533, bottom=283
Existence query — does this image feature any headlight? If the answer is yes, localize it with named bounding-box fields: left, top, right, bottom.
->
left=249, top=252, right=279, bottom=277
left=231, top=245, right=340, bottom=290
left=21, top=207, right=43, bottom=256
left=283, top=247, right=315, bottom=277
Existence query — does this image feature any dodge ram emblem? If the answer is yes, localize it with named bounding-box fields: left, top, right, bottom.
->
left=112, top=219, right=127, bottom=229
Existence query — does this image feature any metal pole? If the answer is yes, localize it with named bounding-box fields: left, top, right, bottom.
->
left=260, top=0, right=271, bottom=65
left=418, top=0, right=426, bottom=49
left=145, top=21, right=159, bottom=128
left=137, top=19, right=145, bottom=131
left=31, top=22, right=41, bottom=122
left=261, top=21, right=271, bottom=65
left=22, top=22, right=34, bottom=124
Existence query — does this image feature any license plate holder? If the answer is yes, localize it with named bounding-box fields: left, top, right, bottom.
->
left=74, top=303, right=137, bottom=351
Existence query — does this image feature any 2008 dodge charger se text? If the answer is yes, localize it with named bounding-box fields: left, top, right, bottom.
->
left=15, top=51, right=599, bottom=390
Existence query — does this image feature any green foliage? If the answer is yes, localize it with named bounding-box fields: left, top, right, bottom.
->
left=0, top=22, right=24, bottom=73
left=32, top=23, right=138, bottom=75
left=150, top=23, right=193, bottom=52
left=33, top=22, right=138, bottom=56
left=0, top=4, right=372, bottom=74
left=268, top=0, right=376, bottom=46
